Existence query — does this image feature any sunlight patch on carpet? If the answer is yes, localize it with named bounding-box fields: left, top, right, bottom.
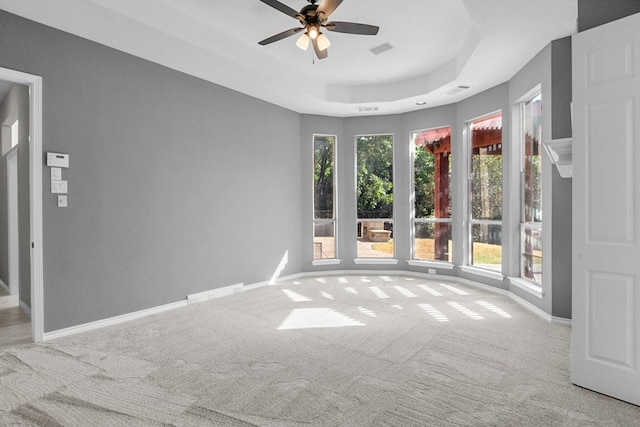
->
left=447, top=301, right=484, bottom=320
left=369, top=287, right=390, bottom=299
left=321, top=292, right=334, bottom=300
left=282, top=289, right=312, bottom=302
left=418, top=303, right=449, bottom=322
left=357, top=307, right=377, bottom=318
left=277, top=308, right=366, bottom=330
left=394, top=286, right=417, bottom=298
left=476, top=300, right=512, bottom=318
left=440, top=284, right=470, bottom=295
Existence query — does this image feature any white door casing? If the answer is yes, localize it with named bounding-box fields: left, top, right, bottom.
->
left=572, top=12, right=640, bottom=405
left=7, top=149, right=19, bottom=296
left=0, top=68, right=43, bottom=343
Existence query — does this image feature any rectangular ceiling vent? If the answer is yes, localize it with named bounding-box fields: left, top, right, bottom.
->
left=357, top=105, right=379, bottom=113
left=370, top=43, right=393, bottom=55
left=446, top=85, right=471, bottom=95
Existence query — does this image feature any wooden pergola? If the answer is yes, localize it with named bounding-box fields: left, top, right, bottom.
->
left=414, top=115, right=503, bottom=260
left=413, top=127, right=452, bottom=260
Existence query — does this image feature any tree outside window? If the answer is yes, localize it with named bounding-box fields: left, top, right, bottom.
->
left=313, top=135, right=336, bottom=260
left=356, top=135, right=394, bottom=258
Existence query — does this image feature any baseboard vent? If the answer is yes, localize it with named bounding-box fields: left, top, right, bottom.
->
left=187, top=283, right=244, bottom=305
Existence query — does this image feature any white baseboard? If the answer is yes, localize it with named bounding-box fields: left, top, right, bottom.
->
left=0, top=278, right=9, bottom=294
left=19, top=299, right=31, bottom=316
left=508, top=292, right=553, bottom=322
left=43, top=300, right=188, bottom=341
left=44, top=282, right=247, bottom=341
left=42, top=269, right=571, bottom=342
left=551, top=316, right=572, bottom=326
left=187, top=283, right=244, bottom=304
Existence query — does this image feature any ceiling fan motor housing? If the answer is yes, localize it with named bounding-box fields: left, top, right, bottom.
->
left=258, top=0, right=380, bottom=60
left=300, top=4, right=324, bottom=24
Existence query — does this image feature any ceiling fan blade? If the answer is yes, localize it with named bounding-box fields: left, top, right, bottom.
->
left=312, top=37, right=328, bottom=60
left=325, top=21, right=379, bottom=35
left=259, top=0, right=301, bottom=19
left=316, top=0, right=343, bottom=19
left=258, top=27, right=304, bottom=46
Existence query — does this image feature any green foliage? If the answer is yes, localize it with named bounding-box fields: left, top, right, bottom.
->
left=471, top=153, right=502, bottom=220
left=414, top=146, right=435, bottom=218
left=313, top=136, right=334, bottom=219
left=357, top=135, right=393, bottom=218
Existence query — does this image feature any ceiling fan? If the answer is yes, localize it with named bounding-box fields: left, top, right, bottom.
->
left=258, top=0, right=379, bottom=60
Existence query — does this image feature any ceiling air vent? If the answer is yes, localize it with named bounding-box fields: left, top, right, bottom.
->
left=370, top=43, right=393, bottom=55
left=446, top=85, right=470, bottom=95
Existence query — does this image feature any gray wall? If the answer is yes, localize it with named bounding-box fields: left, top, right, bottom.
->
left=0, top=7, right=579, bottom=332
left=550, top=37, right=573, bottom=319
left=0, top=83, right=30, bottom=307
left=301, top=48, right=573, bottom=317
left=0, top=10, right=302, bottom=332
left=578, top=0, right=640, bottom=31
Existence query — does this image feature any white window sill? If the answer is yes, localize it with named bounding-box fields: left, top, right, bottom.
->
left=508, top=277, right=544, bottom=299
left=312, top=259, right=342, bottom=266
left=460, top=265, right=504, bottom=281
left=354, top=258, right=399, bottom=265
left=406, top=260, right=455, bottom=270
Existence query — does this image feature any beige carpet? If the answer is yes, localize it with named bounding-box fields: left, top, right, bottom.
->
left=1, top=274, right=639, bottom=426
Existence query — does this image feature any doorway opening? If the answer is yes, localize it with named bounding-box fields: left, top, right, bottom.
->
left=0, top=68, right=44, bottom=345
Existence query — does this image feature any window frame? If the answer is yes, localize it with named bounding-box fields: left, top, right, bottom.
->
left=354, top=133, right=397, bottom=263
left=409, top=126, right=453, bottom=266
left=312, top=133, right=340, bottom=265
left=518, top=89, right=543, bottom=287
left=465, top=111, right=504, bottom=276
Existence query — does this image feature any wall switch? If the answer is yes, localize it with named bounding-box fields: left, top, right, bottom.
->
left=51, top=180, right=68, bottom=194
left=57, top=195, right=67, bottom=207
left=51, top=167, right=62, bottom=181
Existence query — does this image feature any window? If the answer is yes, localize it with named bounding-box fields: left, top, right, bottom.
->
left=2, top=118, right=18, bottom=155
left=313, top=134, right=337, bottom=260
left=356, top=134, right=394, bottom=258
left=411, top=126, right=452, bottom=262
left=10, top=120, right=18, bottom=149
left=469, top=113, right=503, bottom=272
left=520, top=93, right=542, bottom=285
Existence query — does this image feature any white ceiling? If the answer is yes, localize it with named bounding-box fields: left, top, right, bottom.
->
left=0, top=0, right=577, bottom=117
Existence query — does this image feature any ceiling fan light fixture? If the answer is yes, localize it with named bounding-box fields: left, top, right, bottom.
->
left=308, top=25, right=319, bottom=39
left=317, top=33, right=331, bottom=51
left=296, top=32, right=310, bottom=50
left=258, top=0, right=381, bottom=61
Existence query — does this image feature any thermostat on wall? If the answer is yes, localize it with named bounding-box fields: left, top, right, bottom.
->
left=47, top=152, right=69, bottom=168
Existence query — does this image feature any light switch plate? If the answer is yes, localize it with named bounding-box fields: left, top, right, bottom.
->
left=51, top=167, right=62, bottom=181
left=57, top=195, right=67, bottom=208
left=51, top=180, right=68, bottom=194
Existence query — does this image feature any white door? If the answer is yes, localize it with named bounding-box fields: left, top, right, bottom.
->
left=7, top=149, right=19, bottom=296
left=572, top=12, right=640, bottom=405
